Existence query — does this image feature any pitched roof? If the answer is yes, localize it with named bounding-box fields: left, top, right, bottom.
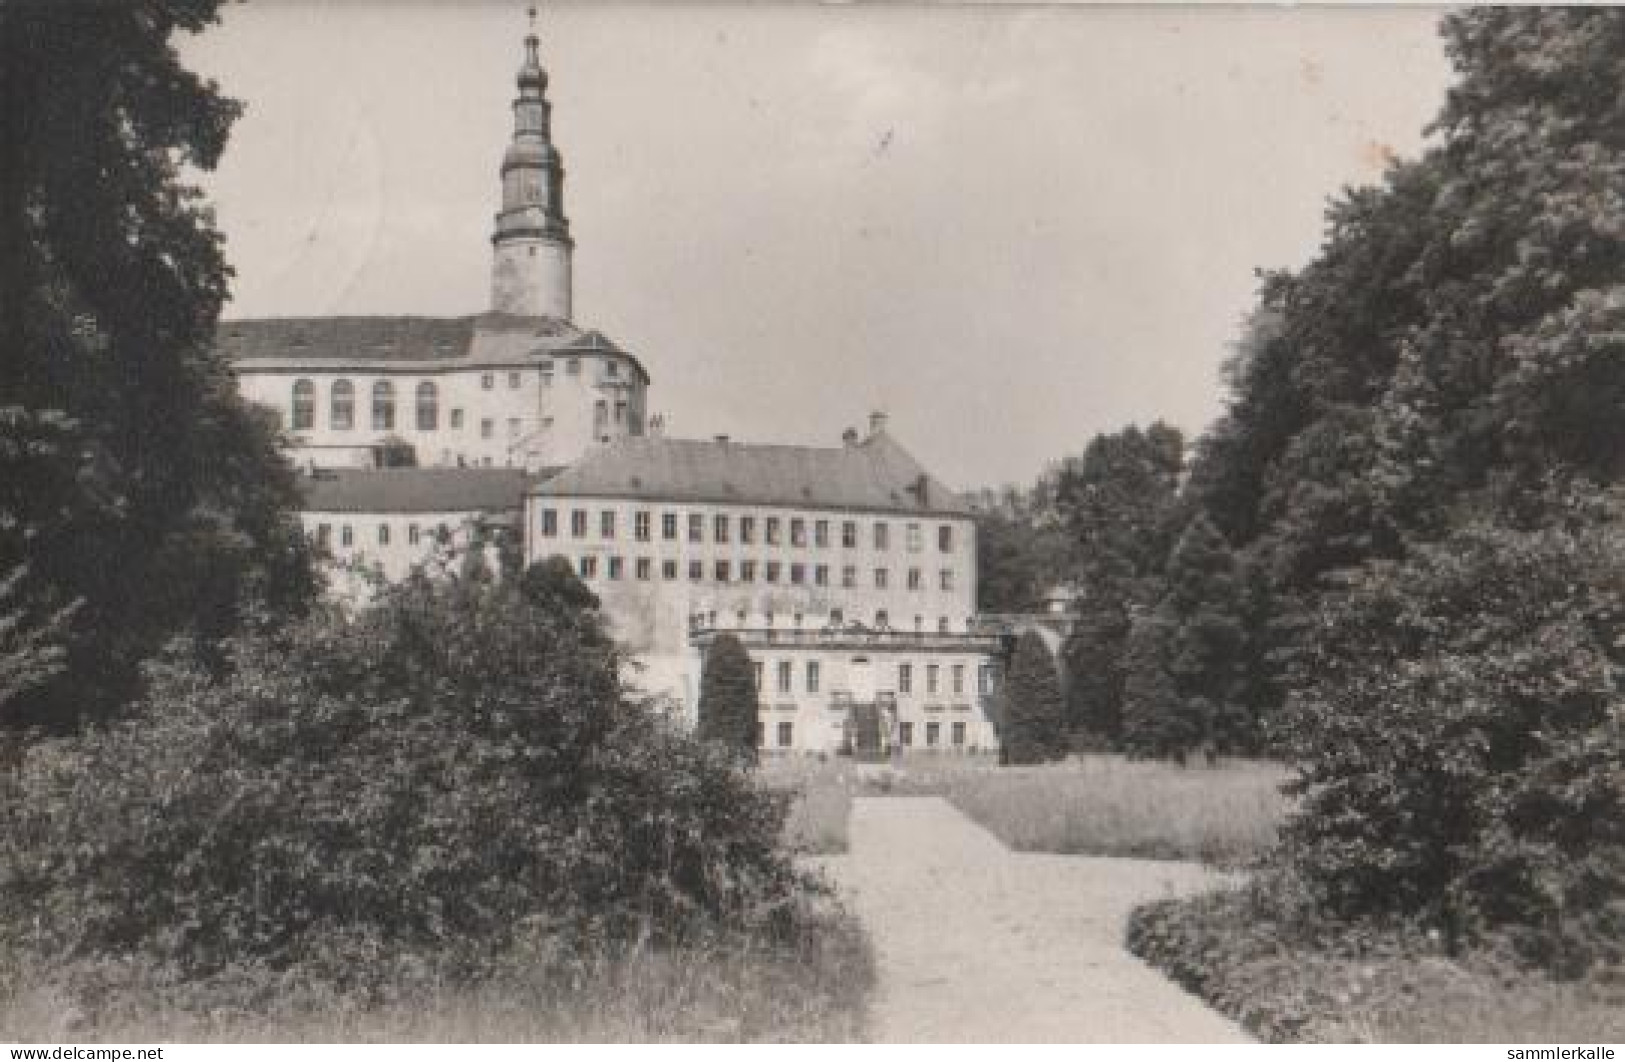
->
left=532, top=432, right=972, bottom=516
left=219, top=314, right=649, bottom=381
left=298, top=467, right=544, bottom=514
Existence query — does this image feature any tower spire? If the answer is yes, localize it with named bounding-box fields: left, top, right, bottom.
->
left=490, top=7, right=573, bottom=319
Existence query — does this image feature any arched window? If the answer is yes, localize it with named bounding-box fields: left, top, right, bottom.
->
left=415, top=381, right=438, bottom=431
left=331, top=380, right=354, bottom=431
left=291, top=379, right=315, bottom=431
left=372, top=381, right=395, bottom=431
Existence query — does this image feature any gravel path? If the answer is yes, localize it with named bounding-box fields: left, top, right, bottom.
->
left=816, top=796, right=1251, bottom=1043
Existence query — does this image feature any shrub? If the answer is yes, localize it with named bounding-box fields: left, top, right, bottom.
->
left=0, top=559, right=809, bottom=990
left=998, top=631, right=1067, bottom=764
left=695, top=633, right=758, bottom=762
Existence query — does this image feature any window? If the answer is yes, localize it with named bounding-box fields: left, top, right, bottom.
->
left=736, top=609, right=747, bottom=627
left=340, top=524, right=353, bottom=547
left=979, top=665, right=995, bottom=696
left=606, top=360, right=620, bottom=378
left=898, top=663, right=913, bottom=694
left=937, top=569, right=954, bottom=592
left=579, top=556, right=597, bottom=579
left=939, top=616, right=951, bottom=633
left=806, top=661, right=820, bottom=693
left=815, top=520, right=830, bottom=548
left=291, top=380, right=315, bottom=430
left=764, top=611, right=775, bottom=628
left=330, top=380, right=354, bottom=430
left=740, top=516, right=756, bottom=544
left=662, top=560, right=678, bottom=580
left=662, top=513, right=678, bottom=540
left=599, top=510, right=615, bottom=538
left=842, top=521, right=857, bottom=548
left=741, top=560, right=756, bottom=582
left=450, top=408, right=464, bottom=430
left=688, top=513, right=703, bottom=543
left=688, top=560, right=703, bottom=582
left=634, top=511, right=651, bottom=542
left=899, top=722, right=915, bottom=747
left=777, top=661, right=793, bottom=694
left=777, top=721, right=794, bottom=749
left=939, top=525, right=954, bottom=552
left=766, top=561, right=781, bottom=583
left=715, top=561, right=730, bottom=583
left=908, top=568, right=923, bottom=591
left=480, top=418, right=494, bottom=439
left=953, top=664, right=965, bottom=694
left=607, top=556, right=624, bottom=580
left=378, top=523, right=390, bottom=546
left=951, top=722, right=966, bottom=747
left=926, top=722, right=941, bottom=748
left=842, top=565, right=857, bottom=589
left=614, top=400, right=626, bottom=424
left=753, top=661, right=764, bottom=690
left=876, top=609, right=890, bottom=628
left=508, top=371, right=521, bottom=389
left=874, top=522, right=890, bottom=550
left=875, top=568, right=888, bottom=589
left=481, top=372, right=494, bottom=390
left=814, top=564, right=829, bottom=587
left=567, top=358, right=581, bottom=375
left=790, top=518, right=806, bottom=547
left=790, top=563, right=805, bottom=585
left=765, top=517, right=781, bottom=545
left=927, top=664, right=940, bottom=695
left=408, top=524, right=421, bottom=546
left=635, top=557, right=651, bottom=580
left=594, top=400, right=608, bottom=436
left=830, top=608, right=844, bottom=626
left=907, top=523, right=923, bottom=552
left=415, top=382, right=438, bottom=431
left=714, top=514, right=729, bottom=544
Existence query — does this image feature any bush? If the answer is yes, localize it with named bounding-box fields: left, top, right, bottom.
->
left=998, top=631, right=1068, bottom=764
left=0, top=559, right=810, bottom=991
left=1277, top=519, right=1625, bottom=971
left=696, top=633, right=758, bottom=762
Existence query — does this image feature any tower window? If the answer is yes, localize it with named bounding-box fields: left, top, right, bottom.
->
left=509, top=371, right=521, bottom=389
left=291, top=379, right=315, bottom=431
left=482, top=373, right=494, bottom=390
left=371, top=381, right=395, bottom=431
left=415, top=381, right=438, bottom=431
left=330, top=380, right=354, bottom=431
left=450, top=408, right=464, bottom=430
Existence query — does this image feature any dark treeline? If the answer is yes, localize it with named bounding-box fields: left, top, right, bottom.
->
left=984, top=8, right=1625, bottom=967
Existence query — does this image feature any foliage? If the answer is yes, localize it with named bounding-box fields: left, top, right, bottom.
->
left=0, top=560, right=810, bottom=989
left=997, top=631, right=1067, bottom=765
left=0, top=1, right=316, bottom=729
left=696, top=633, right=759, bottom=763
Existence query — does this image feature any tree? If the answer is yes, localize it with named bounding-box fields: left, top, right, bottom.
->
left=0, top=2, right=315, bottom=728
left=696, top=633, right=759, bottom=761
left=998, top=631, right=1067, bottom=765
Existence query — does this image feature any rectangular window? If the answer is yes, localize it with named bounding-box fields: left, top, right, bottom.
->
left=601, top=510, right=616, bottom=539
left=316, top=523, right=332, bottom=547
left=765, top=517, right=782, bottom=545
left=766, top=561, right=781, bottom=583
left=636, top=557, right=651, bottom=580
left=662, top=560, right=678, bottom=581
left=634, top=511, right=651, bottom=542
left=777, top=721, right=794, bottom=749
left=790, top=563, right=805, bottom=585
left=939, top=525, right=954, bottom=552
left=714, top=514, right=730, bottom=544
left=378, top=523, right=390, bottom=546
left=814, top=564, right=829, bottom=587
left=607, top=556, right=624, bottom=580
left=508, top=371, right=521, bottom=389
left=740, top=516, right=756, bottom=544
left=953, top=664, right=965, bottom=695
left=753, top=660, right=764, bottom=691
left=662, top=513, right=678, bottom=541
left=408, top=524, right=420, bottom=546
left=908, top=568, right=923, bottom=591
left=979, top=665, right=995, bottom=696
left=567, top=358, right=581, bottom=375
left=898, top=663, right=913, bottom=695
left=715, top=561, right=731, bottom=583
left=926, top=722, right=941, bottom=748
left=540, top=509, right=558, bottom=537
left=814, top=520, right=830, bottom=548
left=875, top=568, right=888, bottom=589
left=899, top=721, right=914, bottom=747
left=741, top=560, right=757, bottom=583
left=842, top=565, right=857, bottom=589
left=688, top=560, right=703, bottom=582
left=450, top=408, right=464, bottom=430
left=790, top=518, right=806, bottom=547
left=579, top=556, right=597, bottom=579
left=907, top=523, right=923, bottom=552
left=806, top=660, right=820, bottom=693
left=480, top=418, right=494, bottom=439
left=570, top=510, right=588, bottom=538
left=481, top=373, right=494, bottom=390
left=874, top=522, right=890, bottom=550
left=842, top=521, right=857, bottom=548
left=951, top=722, right=966, bottom=747
left=688, top=513, right=704, bottom=543
left=940, top=569, right=955, bottom=591
left=927, top=664, right=940, bottom=695
left=777, top=661, right=793, bottom=694
left=340, top=525, right=354, bottom=547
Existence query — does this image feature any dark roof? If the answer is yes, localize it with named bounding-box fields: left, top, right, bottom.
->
left=298, top=468, right=542, bottom=514
left=532, top=432, right=972, bottom=516
left=220, top=314, right=649, bottom=382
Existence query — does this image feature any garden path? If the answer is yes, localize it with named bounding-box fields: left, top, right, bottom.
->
left=816, top=796, right=1251, bottom=1043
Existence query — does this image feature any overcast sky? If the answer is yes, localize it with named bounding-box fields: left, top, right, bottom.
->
left=183, top=2, right=1453, bottom=490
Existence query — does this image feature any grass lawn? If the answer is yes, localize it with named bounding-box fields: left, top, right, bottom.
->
left=760, top=756, right=859, bottom=855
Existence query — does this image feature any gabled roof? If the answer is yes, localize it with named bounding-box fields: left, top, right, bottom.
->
left=531, top=432, right=972, bottom=517
left=298, top=467, right=547, bottom=514
left=219, top=314, right=649, bottom=382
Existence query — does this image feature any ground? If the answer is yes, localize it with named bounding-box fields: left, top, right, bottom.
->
left=815, top=795, right=1251, bottom=1043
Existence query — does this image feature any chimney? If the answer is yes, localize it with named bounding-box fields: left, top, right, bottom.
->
left=841, top=427, right=860, bottom=447
left=868, top=410, right=889, bottom=436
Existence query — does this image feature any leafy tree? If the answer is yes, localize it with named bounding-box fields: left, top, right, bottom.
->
left=0, top=2, right=315, bottom=729
left=998, top=631, right=1067, bottom=764
left=696, top=633, right=759, bottom=762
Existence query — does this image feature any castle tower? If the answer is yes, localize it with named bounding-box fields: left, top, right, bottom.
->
left=490, top=12, right=573, bottom=319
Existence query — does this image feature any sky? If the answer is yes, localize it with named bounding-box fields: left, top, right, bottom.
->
left=182, top=2, right=1454, bottom=490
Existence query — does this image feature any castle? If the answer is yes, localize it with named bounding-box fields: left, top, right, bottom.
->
left=222, top=20, right=1004, bottom=754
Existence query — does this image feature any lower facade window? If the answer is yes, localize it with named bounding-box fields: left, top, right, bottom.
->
left=777, top=721, right=794, bottom=748
left=951, top=722, right=966, bottom=747
left=579, top=556, right=597, bottom=579
left=926, top=722, right=941, bottom=748
left=899, top=721, right=914, bottom=747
